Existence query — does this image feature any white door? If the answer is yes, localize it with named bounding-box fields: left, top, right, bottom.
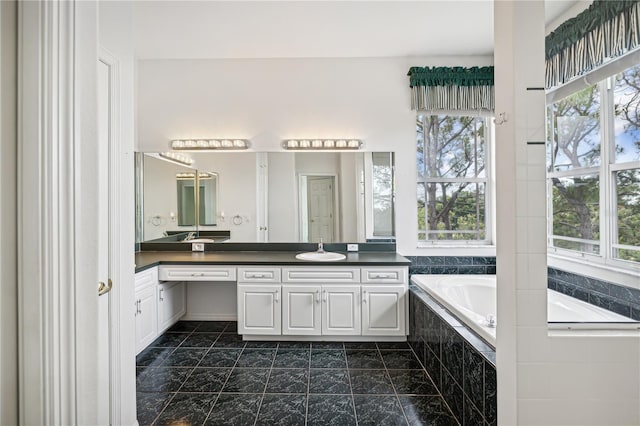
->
left=158, top=282, right=186, bottom=333
left=322, top=285, right=361, bottom=335
left=238, top=285, right=282, bottom=335
left=307, top=176, right=334, bottom=243
left=282, top=285, right=322, bottom=335
left=97, top=59, right=112, bottom=424
left=362, top=285, right=406, bottom=336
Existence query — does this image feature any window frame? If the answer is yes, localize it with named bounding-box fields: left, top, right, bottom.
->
left=416, top=113, right=494, bottom=247
left=546, top=71, right=640, bottom=272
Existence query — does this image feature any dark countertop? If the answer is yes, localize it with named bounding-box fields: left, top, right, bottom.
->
left=134, top=251, right=410, bottom=273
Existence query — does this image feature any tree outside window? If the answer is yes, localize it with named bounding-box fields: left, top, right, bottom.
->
left=547, top=64, right=640, bottom=264
left=417, top=115, right=489, bottom=243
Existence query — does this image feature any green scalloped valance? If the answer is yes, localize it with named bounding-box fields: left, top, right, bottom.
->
left=407, top=66, right=494, bottom=111
left=546, top=0, right=640, bottom=88
left=407, top=66, right=494, bottom=88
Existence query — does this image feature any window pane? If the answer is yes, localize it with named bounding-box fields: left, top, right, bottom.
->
left=422, top=115, right=485, bottom=179
left=551, top=174, right=600, bottom=254
left=613, top=65, right=640, bottom=163
left=614, top=169, right=640, bottom=262
left=417, top=182, right=426, bottom=236
left=552, top=238, right=600, bottom=254
left=417, top=115, right=426, bottom=179
left=423, top=182, right=485, bottom=240
left=550, top=86, right=601, bottom=171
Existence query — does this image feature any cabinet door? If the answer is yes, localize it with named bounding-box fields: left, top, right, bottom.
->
left=158, top=281, right=186, bottom=333
left=282, top=285, right=321, bottom=335
left=238, top=284, right=281, bottom=335
left=135, top=284, right=158, bottom=354
left=362, top=285, right=406, bottom=336
left=322, top=285, right=361, bottom=335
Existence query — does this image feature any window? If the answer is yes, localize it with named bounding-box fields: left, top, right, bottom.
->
left=416, top=114, right=491, bottom=244
left=547, top=64, right=640, bottom=266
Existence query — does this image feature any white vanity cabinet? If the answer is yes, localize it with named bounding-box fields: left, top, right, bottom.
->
left=237, top=265, right=407, bottom=339
left=237, top=267, right=283, bottom=335
left=134, top=267, right=159, bottom=354
left=321, top=285, right=361, bottom=335
left=361, top=285, right=405, bottom=335
left=157, top=281, right=186, bottom=334
left=237, top=285, right=282, bottom=334
left=282, top=285, right=322, bottom=335
left=280, top=284, right=361, bottom=336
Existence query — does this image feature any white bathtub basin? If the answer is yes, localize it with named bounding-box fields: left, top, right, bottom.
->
left=410, top=274, right=638, bottom=347
left=295, top=251, right=346, bottom=261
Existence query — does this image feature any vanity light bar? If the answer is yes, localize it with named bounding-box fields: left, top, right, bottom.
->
left=176, top=172, right=215, bottom=180
left=171, top=139, right=250, bottom=151
left=159, top=151, right=194, bottom=167
left=282, top=139, right=363, bottom=150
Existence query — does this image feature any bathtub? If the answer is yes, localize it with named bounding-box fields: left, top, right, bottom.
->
left=410, top=274, right=638, bottom=347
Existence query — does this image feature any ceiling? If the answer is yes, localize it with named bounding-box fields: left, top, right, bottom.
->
left=132, top=1, right=584, bottom=60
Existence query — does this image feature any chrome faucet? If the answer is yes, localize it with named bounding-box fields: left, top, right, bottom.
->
left=317, top=238, right=326, bottom=253
left=183, top=231, right=196, bottom=241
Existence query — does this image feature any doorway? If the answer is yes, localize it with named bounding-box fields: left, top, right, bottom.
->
left=299, top=175, right=337, bottom=243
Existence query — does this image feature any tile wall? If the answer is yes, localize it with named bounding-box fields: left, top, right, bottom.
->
left=408, top=285, right=497, bottom=426
left=405, top=256, right=497, bottom=276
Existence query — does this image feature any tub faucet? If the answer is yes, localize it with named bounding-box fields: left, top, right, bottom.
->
left=317, top=238, right=326, bottom=253
left=486, top=315, right=496, bottom=328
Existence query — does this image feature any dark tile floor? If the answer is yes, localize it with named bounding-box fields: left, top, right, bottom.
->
left=137, top=321, right=458, bottom=426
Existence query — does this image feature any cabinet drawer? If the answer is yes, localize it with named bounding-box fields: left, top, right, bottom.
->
left=238, top=267, right=281, bottom=283
left=159, top=265, right=236, bottom=282
left=361, top=267, right=407, bottom=284
left=282, top=267, right=360, bottom=283
left=135, top=267, right=158, bottom=290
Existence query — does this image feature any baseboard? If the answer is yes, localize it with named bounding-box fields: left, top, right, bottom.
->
left=181, top=313, right=238, bottom=321
left=242, top=335, right=408, bottom=342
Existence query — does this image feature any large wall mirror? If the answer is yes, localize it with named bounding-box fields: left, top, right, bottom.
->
left=135, top=151, right=395, bottom=244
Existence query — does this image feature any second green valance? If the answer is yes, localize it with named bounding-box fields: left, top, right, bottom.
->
left=407, top=66, right=495, bottom=111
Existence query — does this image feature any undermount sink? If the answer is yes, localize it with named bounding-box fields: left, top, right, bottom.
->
left=187, top=238, right=217, bottom=243
left=295, top=251, right=346, bottom=261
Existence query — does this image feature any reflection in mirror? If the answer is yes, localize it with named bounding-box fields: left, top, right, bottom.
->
left=371, top=152, right=395, bottom=238
left=176, top=172, right=218, bottom=226
left=136, top=151, right=395, bottom=243
left=176, top=175, right=196, bottom=226
left=142, top=153, right=197, bottom=241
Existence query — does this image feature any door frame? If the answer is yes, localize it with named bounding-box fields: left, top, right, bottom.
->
left=297, top=173, right=340, bottom=243
left=99, top=47, right=135, bottom=426
left=18, top=1, right=101, bottom=424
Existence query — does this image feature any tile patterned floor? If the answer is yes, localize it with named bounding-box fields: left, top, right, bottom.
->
left=137, top=321, right=458, bottom=426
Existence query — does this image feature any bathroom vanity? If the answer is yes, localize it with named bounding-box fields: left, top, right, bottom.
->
left=133, top=250, right=410, bottom=354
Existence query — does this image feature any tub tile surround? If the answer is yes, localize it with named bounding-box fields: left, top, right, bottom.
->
left=406, top=256, right=496, bottom=276
left=409, top=287, right=496, bottom=426
left=136, top=320, right=460, bottom=426
left=548, top=267, right=640, bottom=320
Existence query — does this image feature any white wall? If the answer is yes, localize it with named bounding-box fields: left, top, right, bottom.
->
left=0, top=1, right=17, bottom=424
left=98, top=2, right=137, bottom=425
left=136, top=56, right=493, bottom=255
left=495, top=2, right=640, bottom=425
